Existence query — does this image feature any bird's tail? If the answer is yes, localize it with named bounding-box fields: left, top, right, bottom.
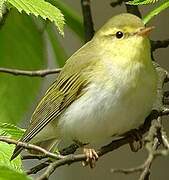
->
left=10, top=138, right=58, bottom=161
left=10, top=145, right=24, bottom=161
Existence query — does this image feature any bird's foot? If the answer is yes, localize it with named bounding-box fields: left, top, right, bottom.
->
left=82, top=148, right=99, bottom=168
left=127, top=129, right=143, bottom=152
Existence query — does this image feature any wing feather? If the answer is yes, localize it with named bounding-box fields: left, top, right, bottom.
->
left=11, top=41, right=98, bottom=160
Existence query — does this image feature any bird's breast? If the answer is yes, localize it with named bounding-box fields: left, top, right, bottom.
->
left=58, top=61, right=157, bottom=144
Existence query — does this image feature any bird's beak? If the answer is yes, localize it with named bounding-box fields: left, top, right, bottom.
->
left=137, top=26, right=155, bottom=37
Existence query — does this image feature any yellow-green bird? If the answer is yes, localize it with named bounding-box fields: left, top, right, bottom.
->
left=11, top=13, right=157, bottom=164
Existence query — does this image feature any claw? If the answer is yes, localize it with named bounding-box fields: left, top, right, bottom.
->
left=128, top=129, right=143, bottom=152
left=82, top=148, right=98, bottom=168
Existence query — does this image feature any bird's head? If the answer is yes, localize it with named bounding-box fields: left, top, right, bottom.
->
left=93, top=13, right=154, bottom=64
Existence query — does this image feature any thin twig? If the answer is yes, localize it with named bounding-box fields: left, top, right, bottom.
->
left=110, top=0, right=142, bottom=18
left=0, top=68, right=61, bottom=77
left=111, top=116, right=169, bottom=180
left=26, top=160, right=51, bottom=175
left=151, top=39, right=169, bottom=52
left=0, top=137, right=64, bottom=160
left=36, top=109, right=168, bottom=180
left=81, top=0, right=95, bottom=42
left=164, top=91, right=169, bottom=97
left=22, top=154, right=47, bottom=160
left=125, top=4, right=142, bottom=18
left=0, top=109, right=168, bottom=179
left=110, top=0, right=124, bottom=7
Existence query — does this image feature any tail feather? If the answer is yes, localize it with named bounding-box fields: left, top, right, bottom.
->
left=10, top=146, right=24, bottom=161
left=10, top=138, right=58, bottom=161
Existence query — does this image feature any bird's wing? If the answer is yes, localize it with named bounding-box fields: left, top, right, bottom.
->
left=11, top=41, right=98, bottom=160
left=11, top=72, right=89, bottom=160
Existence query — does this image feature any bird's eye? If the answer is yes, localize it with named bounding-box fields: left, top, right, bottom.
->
left=115, top=31, right=124, bottom=39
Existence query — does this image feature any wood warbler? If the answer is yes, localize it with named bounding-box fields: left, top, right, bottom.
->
left=11, top=13, right=157, bottom=162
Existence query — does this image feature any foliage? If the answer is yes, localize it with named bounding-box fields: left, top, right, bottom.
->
left=0, top=123, right=24, bottom=140
left=0, top=0, right=6, bottom=17
left=0, top=10, right=45, bottom=125
left=6, top=0, right=64, bottom=35
left=0, top=0, right=168, bottom=179
left=143, top=0, right=169, bottom=24
left=127, top=0, right=159, bottom=5
left=0, top=166, right=31, bottom=180
left=128, top=0, right=169, bottom=24
left=0, top=123, right=26, bottom=179
left=47, top=0, right=84, bottom=39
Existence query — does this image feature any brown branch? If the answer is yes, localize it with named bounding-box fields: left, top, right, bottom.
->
left=151, top=39, right=169, bottom=52
left=110, top=0, right=124, bottom=7
left=22, top=154, right=47, bottom=160
left=110, top=0, right=142, bottom=18
left=0, top=108, right=168, bottom=179
left=164, top=91, right=169, bottom=97
left=111, top=117, right=169, bottom=180
left=0, top=64, right=168, bottom=179
left=22, top=143, right=79, bottom=161
left=81, top=0, right=95, bottom=42
left=36, top=109, right=169, bottom=180
left=0, top=137, right=64, bottom=160
left=125, top=4, right=142, bottom=18
left=0, top=67, right=61, bottom=77
left=0, top=65, right=168, bottom=179
left=27, top=160, right=51, bottom=175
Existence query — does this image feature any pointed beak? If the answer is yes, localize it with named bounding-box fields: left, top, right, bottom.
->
left=137, top=26, right=155, bottom=37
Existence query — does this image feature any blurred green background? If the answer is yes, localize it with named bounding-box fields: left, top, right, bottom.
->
left=0, top=0, right=169, bottom=180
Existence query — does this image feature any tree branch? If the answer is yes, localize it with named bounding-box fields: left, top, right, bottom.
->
left=35, top=110, right=169, bottom=180
left=81, top=0, right=95, bottom=42
left=0, top=68, right=61, bottom=77
left=151, top=39, right=169, bottom=52
left=110, top=0, right=124, bottom=7
left=125, top=4, right=142, bottom=18
left=0, top=108, right=168, bottom=179
left=110, top=0, right=142, bottom=18
left=111, top=117, right=169, bottom=180
left=26, top=160, right=51, bottom=175
left=0, top=137, right=64, bottom=160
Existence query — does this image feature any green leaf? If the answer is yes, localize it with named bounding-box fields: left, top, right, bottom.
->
left=0, top=142, right=22, bottom=171
left=0, top=9, right=45, bottom=125
left=46, top=24, right=67, bottom=67
left=143, top=0, right=169, bottom=24
left=0, top=166, right=31, bottom=180
left=8, top=0, right=65, bottom=35
left=48, top=0, right=84, bottom=40
left=0, top=0, right=6, bottom=17
left=127, top=0, right=159, bottom=5
left=0, top=123, right=25, bottom=140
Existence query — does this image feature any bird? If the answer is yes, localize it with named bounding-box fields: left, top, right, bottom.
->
left=11, top=13, right=157, bottom=167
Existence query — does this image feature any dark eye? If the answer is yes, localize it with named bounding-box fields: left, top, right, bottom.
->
left=115, top=31, right=124, bottom=39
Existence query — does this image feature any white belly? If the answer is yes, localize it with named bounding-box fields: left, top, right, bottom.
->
left=57, top=66, right=157, bottom=144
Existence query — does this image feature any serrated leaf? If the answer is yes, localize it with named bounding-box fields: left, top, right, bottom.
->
left=0, top=123, right=25, bottom=140
left=0, top=142, right=22, bottom=171
left=0, top=166, right=31, bottom=180
left=0, top=9, right=45, bottom=125
left=0, top=0, right=6, bottom=17
left=143, top=0, right=169, bottom=24
left=48, top=0, right=84, bottom=40
left=8, top=0, right=65, bottom=35
left=127, top=0, right=159, bottom=5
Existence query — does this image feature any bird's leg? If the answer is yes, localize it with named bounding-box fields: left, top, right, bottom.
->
left=73, top=140, right=99, bottom=168
left=82, top=148, right=99, bottom=168
left=124, top=129, right=143, bottom=152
